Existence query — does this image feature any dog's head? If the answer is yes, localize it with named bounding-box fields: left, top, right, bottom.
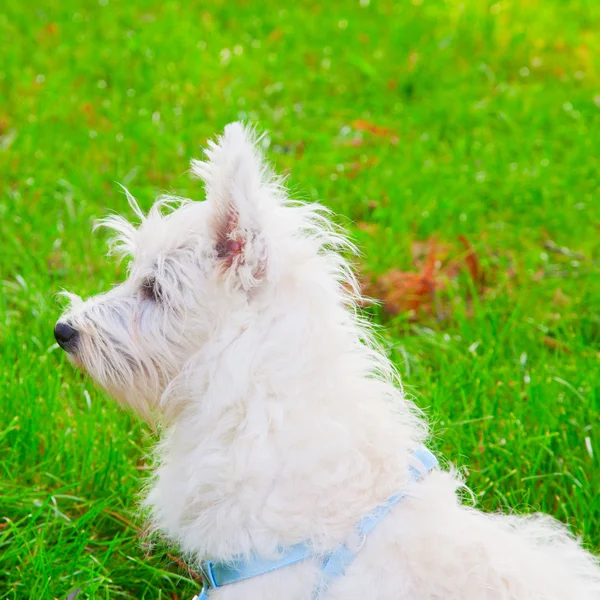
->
left=56, top=123, right=347, bottom=420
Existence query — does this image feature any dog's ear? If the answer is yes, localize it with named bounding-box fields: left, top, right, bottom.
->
left=191, top=122, right=269, bottom=290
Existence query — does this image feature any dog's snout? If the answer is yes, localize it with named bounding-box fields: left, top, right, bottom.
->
left=54, top=321, right=79, bottom=352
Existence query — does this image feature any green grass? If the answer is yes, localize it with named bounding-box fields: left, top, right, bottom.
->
left=1, top=0, right=600, bottom=597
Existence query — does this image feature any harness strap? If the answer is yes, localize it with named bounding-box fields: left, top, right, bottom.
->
left=312, top=445, right=439, bottom=597
left=194, top=446, right=437, bottom=599
left=197, top=542, right=314, bottom=597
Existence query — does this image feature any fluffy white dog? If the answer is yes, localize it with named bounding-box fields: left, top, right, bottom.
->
left=55, top=123, right=600, bottom=599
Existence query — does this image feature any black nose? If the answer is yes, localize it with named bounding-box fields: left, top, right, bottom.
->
left=54, top=322, right=79, bottom=351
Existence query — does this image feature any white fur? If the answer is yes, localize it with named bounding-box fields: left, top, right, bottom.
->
left=57, top=122, right=600, bottom=599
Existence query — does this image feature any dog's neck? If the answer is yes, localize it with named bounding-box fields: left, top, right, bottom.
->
left=143, top=272, right=426, bottom=561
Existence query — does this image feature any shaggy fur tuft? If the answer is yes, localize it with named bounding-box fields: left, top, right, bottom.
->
left=57, top=122, right=600, bottom=599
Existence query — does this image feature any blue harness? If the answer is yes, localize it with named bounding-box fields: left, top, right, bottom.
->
left=194, top=446, right=437, bottom=599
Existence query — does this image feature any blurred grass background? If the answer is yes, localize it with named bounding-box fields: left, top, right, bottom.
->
left=1, top=0, right=599, bottom=598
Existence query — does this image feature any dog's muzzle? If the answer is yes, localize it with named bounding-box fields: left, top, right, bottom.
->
left=54, top=321, right=79, bottom=353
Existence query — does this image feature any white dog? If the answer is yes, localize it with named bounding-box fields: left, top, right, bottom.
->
left=56, top=123, right=600, bottom=599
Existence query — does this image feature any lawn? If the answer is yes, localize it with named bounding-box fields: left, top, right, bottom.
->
left=1, top=0, right=600, bottom=598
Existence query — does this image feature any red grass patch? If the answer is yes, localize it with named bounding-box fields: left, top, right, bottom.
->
left=362, top=235, right=484, bottom=320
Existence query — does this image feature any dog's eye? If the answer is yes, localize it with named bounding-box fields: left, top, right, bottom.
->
left=140, top=276, right=162, bottom=302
